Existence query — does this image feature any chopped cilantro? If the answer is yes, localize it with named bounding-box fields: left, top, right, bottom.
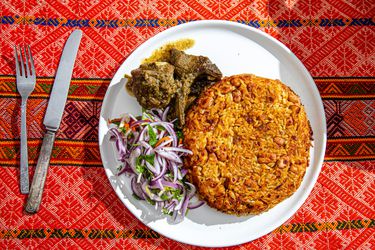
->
left=146, top=197, right=156, bottom=206
left=160, top=193, right=170, bottom=201
left=156, top=125, right=166, bottom=131
left=148, top=124, right=157, bottom=147
left=132, top=194, right=141, bottom=200
left=135, top=157, right=145, bottom=173
left=176, top=130, right=183, bottom=140
left=116, top=164, right=123, bottom=172
left=143, top=154, right=155, bottom=165
left=172, top=189, right=182, bottom=201
left=135, top=155, right=155, bottom=179
left=111, top=120, right=121, bottom=126
left=119, top=126, right=127, bottom=134
left=136, top=164, right=145, bottom=174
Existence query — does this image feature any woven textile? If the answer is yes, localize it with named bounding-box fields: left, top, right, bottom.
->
left=0, top=1, right=374, bottom=249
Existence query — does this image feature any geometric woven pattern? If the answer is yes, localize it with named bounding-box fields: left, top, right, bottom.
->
left=0, top=0, right=374, bottom=249
left=0, top=76, right=374, bottom=164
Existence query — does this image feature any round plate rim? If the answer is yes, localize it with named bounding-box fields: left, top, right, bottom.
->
left=98, top=20, right=327, bottom=247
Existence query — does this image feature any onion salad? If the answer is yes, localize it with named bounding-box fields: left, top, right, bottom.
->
left=109, top=108, right=204, bottom=222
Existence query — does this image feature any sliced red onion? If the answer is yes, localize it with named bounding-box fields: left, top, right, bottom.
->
left=180, top=182, right=199, bottom=215
left=138, top=126, right=148, bottom=142
left=162, top=106, right=170, bottom=121
left=155, top=138, right=173, bottom=150
left=117, top=163, right=133, bottom=176
left=158, top=130, right=166, bottom=139
left=177, top=169, right=182, bottom=180
left=141, top=182, right=163, bottom=202
left=156, top=149, right=182, bottom=164
left=163, top=147, right=193, bottom=155
left=180, top=194, right=190, bottom=216
left=170, top=161, right=178, bottom=183
left=131, top=176, right=145, bottom=200
left=153, top=155, right=160, bottom=174
left=129, top=147, right=141, bottom=173
left=109, top=128, right=127, bottom=159
left=165, top=199, right=177, bottom=212
left=145, top=161, right=157, bottom=175
left=130, top=119, right=150, bottom=128
left=149, top=179, right=163, bottom=189
left=110, top=108, right=205, bottom=222
left=186, top=182, right=196, bottom=199
left=149, top=122, right=177, bottom=147
left=174, top=188, right=186, bottom=211
left=180, top=168, right=188, bottom=178
left=160, top=179, right=181, bottom=189
left=140, top=141, right=152, bottom=150
left=128, top=113, right=137, bottom=122
left=188, top=200, right=205, bottom=209
left=152, top=158, right=167, bottom=181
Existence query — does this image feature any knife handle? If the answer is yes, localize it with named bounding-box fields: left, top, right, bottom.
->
left=25, top=130, right=55, bottom=213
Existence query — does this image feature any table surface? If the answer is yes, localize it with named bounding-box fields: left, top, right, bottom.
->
left=0, top=1, right=374, bottom=249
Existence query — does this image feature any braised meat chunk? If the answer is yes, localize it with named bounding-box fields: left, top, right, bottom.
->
left=169, top=48, right=222, bottom=80
left=127, top=49, right=222, bottom=126
left=169, top=49, right=222, bottom=126
left=128, top=62, right=180, bottom=109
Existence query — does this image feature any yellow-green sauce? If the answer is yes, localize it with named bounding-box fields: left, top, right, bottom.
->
left=142, top=38, right=195, bottom=63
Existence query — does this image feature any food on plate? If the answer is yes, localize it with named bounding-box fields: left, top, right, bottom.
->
left=127, top=62, right=178, bottom=109
left=109, top=108, right=204, bottom=221
left=183, top=74, right=312, bottom=215
left=126, top=48, right=222, bottom=127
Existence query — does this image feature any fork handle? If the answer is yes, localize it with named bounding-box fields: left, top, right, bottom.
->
left=25, top=130, right=55, bottom=213
left=20, top=98, right=29, bottom=194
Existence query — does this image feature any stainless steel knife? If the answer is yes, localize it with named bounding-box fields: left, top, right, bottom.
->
left=25, top=30, right=82, bottom=213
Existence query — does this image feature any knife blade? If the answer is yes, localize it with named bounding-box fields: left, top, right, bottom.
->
left=26, top=30, right=82, bottom=213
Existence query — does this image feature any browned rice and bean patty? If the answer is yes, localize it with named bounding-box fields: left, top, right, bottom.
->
left=183, top=74, right=312, bottom=215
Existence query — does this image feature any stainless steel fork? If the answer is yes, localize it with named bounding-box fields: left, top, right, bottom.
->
left=15, top=45, right=36, bottom=194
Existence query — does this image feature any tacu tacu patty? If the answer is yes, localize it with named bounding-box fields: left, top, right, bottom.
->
left=183, top=74, right=312, bottom=215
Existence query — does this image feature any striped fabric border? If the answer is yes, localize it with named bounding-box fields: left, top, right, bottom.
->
left=315, top=77, right=375, bottom=100
left=0, top=76, right=107, bottom=101
left=1, top=76, right=374, bottom=101
left=1, top=16, right=374, bottom=29
left=0, top=228, right=160, bottom=239
left=1, top=76, right=374, bottom=163
left=1, top=218, right=374, bottom=239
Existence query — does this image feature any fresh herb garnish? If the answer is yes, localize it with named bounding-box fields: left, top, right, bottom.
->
left=176, top=130, right=183, bottom=140
left=173, top=189, right=183, bottom=201
left=148, top=124, right=157, bottom=147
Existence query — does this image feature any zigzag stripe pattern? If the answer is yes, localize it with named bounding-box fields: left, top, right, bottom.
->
left=0, top=76, right=108, bottom=101
left=275, top=219, right=375, bottom=234
left=1, top=16, right=374, bottom=28
left=0, top=218, right=373, bottom=239
left=325, top=138, right=375, bottom=161
left=1, top=76, right=374, bottom=100
left=315, top=77, right=375, bottom=99
left=0, top=140, right=101, bottom=166
left=0, top=229, right=160, bottom=239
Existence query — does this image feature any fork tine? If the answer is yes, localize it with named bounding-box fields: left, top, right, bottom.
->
left=24, top=46, right=30, bottom=77
left=19, top=46, right=25, bottom=77
left=14, top=46, right=20, bottom=77
left=27, top=45, right=35, bottom=77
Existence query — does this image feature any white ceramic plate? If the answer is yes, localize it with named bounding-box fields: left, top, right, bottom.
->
left=98, top=20, right=326, bottom=247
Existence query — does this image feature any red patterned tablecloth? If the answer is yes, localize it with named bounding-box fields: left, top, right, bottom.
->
left=0, top=1, right=374, bottom=249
